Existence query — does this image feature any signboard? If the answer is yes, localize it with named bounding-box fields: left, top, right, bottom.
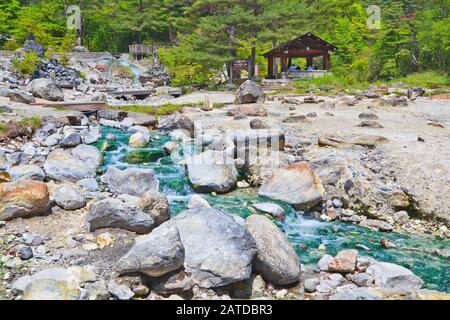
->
left=232, top=59, right=249, bottom=71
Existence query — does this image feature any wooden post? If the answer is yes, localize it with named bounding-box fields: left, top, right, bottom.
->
left=306, top=56, right=313, bottom=67
left=267, top=56, right=274, bottom=79
left=323, top=53, right=331, bottom=70
left=281, top=55, right=287, bottom=73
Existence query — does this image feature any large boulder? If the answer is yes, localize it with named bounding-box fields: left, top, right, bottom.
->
left=259, top=162, right=323, bottom=210
left=100, top=167, right=160, bottom=197
left=12, top=266, right=96, bottom=299
left=97, top=110, right=128, bottom=122
left=174, top=208, right=256, bottom=288
left=116, top=225, right=184, bottom=277
left=245, top=215, right=301, bottom=285
left=366, top=262, right=424, bottom=293
left=8, top=90, right=36, bottom=104
left=186, top=150, right=237, bottom=194
left=236, top=80, right=266, bottom=104
left=7, top=164, right=45, bottom=181
left=227, top=105, right=268, bottom=117
left=158, top=113, right=195, bottom=137
left=51, top=183, right=86, bottom=211
left=0, top=180, right=50, bottom=221
left=44, top=150, right=97, bottom=182
left=27, top=79, right=64, bottom=102
left=88, top=198, right=155, bottom=234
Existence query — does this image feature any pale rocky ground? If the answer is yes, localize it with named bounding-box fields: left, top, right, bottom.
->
left=1, top=50, right=449, bottom=300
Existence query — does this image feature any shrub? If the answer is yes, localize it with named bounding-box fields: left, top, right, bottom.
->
left=11, top=52, right=39, bottom=77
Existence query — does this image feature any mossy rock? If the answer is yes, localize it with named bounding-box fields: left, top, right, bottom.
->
left=124, top=149, right=166, bottom=164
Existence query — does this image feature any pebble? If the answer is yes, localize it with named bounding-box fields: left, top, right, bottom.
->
left=304, top=279, right=317, bottom=293
left=19, top=246, right=33, bottom=260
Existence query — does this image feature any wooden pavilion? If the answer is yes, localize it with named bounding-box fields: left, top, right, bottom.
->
left=263, top=33, right=337, bottom=79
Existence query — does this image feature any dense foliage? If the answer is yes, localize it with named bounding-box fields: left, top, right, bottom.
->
left=0, top=0, right=448, bottom=85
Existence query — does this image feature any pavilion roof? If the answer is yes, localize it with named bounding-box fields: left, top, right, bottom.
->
left=263, top=33, right=337, bottom=58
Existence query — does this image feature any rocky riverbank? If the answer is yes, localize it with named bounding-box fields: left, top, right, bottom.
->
left=0, top=70, right=449, bottom=300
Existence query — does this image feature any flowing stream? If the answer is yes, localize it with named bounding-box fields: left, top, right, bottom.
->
left=96, top=126, right=450, bottom=293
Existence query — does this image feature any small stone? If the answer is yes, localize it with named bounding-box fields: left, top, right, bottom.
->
left=107, top=281, right=135, bottom=300
left=237, top=181, right=250, bottom=188
left=380, top=237, right=397, bottom=249
left=96, top=233, right=114, bottom=249
left=393, top=211, right=409, bottom=225
left=19, top=246, right=33, bottom=260
left=304, top=278, right=317, bottom=293
left=22, top=233, right=43, bottom=246
left=315, top=254, right=333, bottom=272
left=252, top=203, right=285, bottom=221
left=187, top=194, right=211, bottom=209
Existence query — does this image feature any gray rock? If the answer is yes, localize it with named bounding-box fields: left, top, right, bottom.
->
left=0, top=105, right=12, bottom=113
left=0, top=180, right=50, bottom=221
left=173, top=208, right=257, bottom=288
left=84, top=281, right=110, bottom=300
left=107, top=281, right=134, bottom=300
left=24, top=38, right=45, bottom=56
left=315, top=254, right=333, bottom=272
left=304, top=279, right=317, bottom=293
left=259, top=162, right=323, bottom=210
left=80, top=127, right=101, bottom=144
left=71, top=144, right=102, bottom=168
left=360, top=219, right=393, bottom=232
left=12, top=266, right=96, bottom=295
left=7, top=165, right=45, bottom=181
left=393, top=211, right=410, bottom=224
left=158, top=112, right=195, bottom=137
left=236, top=80, right=266, bottom=104
left=366, top=262, right=424, bottom=293
left=116, top=224, right=184, bottom=277
left=19, top=246, right=33, bottom=260
left=44, top=150, right=97, bottom=182
left=77, top=178, right=99, bottom=192
left=8, top=90, right=36, bottom=104
left=100, top=167, right=160, bottom=197
left=22, top=233, right=44, bottom=246
left=51, top=184, right=86, bottom=210
left=245, top=214, right=301, bottom=286
left=330, top=287, right=383, bottom=300
left=23, top=279, right=80, bottom=300
left=252, top=203, right=285, bottom=220
left=27, top=79, right=64, bottom=101
left=97, top=110, right=128, bottom=122
left=187, top=194, right=211, bottom=209
left=186, top=150, right=237, bottom=194
left=43, top=133, right=63, bottom=147
left=138, top=191, right=170, bottom=226
left=87, top=198, right=155, bottom=234
left=60, top=133, right=82, bottom=148
left=250, top=119, right=270, bottom=129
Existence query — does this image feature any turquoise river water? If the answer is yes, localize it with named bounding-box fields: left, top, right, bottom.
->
left=95, top=126, right=449, bottom=292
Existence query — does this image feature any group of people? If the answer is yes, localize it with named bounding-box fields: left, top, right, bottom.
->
left=288, top=64, right=316, bottom=72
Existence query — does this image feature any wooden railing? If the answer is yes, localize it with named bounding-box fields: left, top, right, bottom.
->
left=282, top=70, right=329, bottom=79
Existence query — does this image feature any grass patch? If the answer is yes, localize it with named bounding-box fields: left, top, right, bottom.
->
left=108, top=102, right=227, bottom=117
left=108, top=103, right=185, bottom=117
left=111, top=65, right=135, bottom=79
left=19, top=116, right=42, bottom=130
left=0, top=122, right=5, bottom=136
left=293, top=74, right=369, bottom=95
left=389, top=71, right=449, bottom=89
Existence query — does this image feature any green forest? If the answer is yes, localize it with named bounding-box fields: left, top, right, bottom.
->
left=0, top=0, right=448, bottom=86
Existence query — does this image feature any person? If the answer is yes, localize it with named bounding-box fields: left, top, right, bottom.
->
left=288, top=65, right=297, bottom=71
left=306, top=65, right=315, bottom=72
